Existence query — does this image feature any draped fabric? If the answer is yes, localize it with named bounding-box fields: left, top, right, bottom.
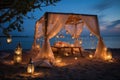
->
left=81, top=15, right=107, bottom=59
left=65, top=23, right=84, bottom=39
left=32, top=12, right=108, bottom=62
left=65, top=23, right=84, bottom=47
left=39, top=13, right=68, bottom=62
left=65, top=15, right=84, bottom=47
left=32, top=21, right=43, bottom=50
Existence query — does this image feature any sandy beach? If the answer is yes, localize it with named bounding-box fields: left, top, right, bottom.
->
left=0, top=48, right=120, bottom=80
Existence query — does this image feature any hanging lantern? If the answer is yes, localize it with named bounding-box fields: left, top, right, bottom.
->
left=7, top=35, right=12, bottom=44
left=66, top=30, right=69, bottom=34
left=62, top=35, right=64, bottom=38
left=90, top=33, right=93, bottom=36
left=56, top=35, right=59, bottom=38
left=59, top=34, right=63, bottom=38
left=14, top=55, right=22, bottom=63
left=36, top=44, right=40, bottom=49
left=72, top=36, right=75, bottom=39
left=15, top=42, right=22, bottom=55
left=27, top=58, right=34, bottom=74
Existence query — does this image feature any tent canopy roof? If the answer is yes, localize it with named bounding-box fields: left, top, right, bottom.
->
left=38, top=12, right=98, bottom=26
left=44, top=12, right=97, bottom=16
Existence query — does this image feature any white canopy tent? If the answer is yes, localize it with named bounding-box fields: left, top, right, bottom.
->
left=32, top=12, right=108, bottom=63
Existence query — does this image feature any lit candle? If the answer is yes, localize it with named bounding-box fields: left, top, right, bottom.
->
left=64, top=53, right=69, bottom=56
left=105, top=53, right=112, bottom=60
left=71, top=44, right=74, bottom=47
left=89, top=54, right=93, bottom=58
left=36, top=44, right=40, bottom=49
left=56, top=57, right=62, bottom=63
left=74, top=57, right=78, bottom=60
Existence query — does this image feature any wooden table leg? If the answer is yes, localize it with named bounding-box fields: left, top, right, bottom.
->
left=79, top=47, right=84, bottom=57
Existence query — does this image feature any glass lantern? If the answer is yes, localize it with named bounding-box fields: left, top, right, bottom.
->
left=14, top=55, right=22, bottom=63
left=27, top=58, right=34, bottom=74
left=15, top=42, right=22, bottom=55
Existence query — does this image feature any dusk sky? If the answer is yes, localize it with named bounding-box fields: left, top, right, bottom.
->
left=1, top=0, right=120, bottom=36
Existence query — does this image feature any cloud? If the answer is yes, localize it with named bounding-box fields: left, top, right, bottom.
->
left=104, top=20, right=120, bottom=34
left=100, top=26, right=107, bottom=31
left=99, top=19, right=120, bottom=35
left=115, top=24, right=120, bottom=29
left=107, top=20, right=120, bottom=29
left=92, top=0, right=116, bottom=12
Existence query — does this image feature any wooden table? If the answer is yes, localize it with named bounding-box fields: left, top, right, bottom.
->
left=52, top=46, right=83, bottom=57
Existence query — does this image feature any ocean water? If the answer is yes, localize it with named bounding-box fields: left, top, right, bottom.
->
left=0, top=35, right=120, bottom=50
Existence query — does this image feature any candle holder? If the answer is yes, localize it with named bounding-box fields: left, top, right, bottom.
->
left=27, top=58, right=34, bottom=74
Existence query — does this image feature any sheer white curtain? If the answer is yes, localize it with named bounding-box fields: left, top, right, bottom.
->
left=65, top=23, right=84, bottom=38
left=65, top=22, right=84, bottom=47
left=32, top=20, right=44, bottom=50
left=39, top=14, right=68, bottom=62
left=81, top=15, right=107, bottom=59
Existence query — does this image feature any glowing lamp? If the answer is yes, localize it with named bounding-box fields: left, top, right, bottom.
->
left=89, top=54, right=93, bottom=58
left=79, top=39, right=82, bottom=45
left=72, top=36, right=75, bottom=39
left=74, top=57, right=78, bottom=60
left=90, top=33, right=92, bottom=36
left=14, top=55, right=22, bottom=63
left=105, top=53, right=112, bottom=60
left=27, top=58, right=34, bottom=74
left=7, top=36, right=12, bottom=43
left=56, top=35, right=59, bottom=38
left=64, top=53, right=69, bottom=56
left=36, top=44, right=40, bottom=49
left=71, top=44, right=74, bottom=47
left=60, top=35, right=63, bottom=38
left=61, top=44, right=65, bottom=47
left=15, top=48, right=22, bottom=55
left=15, top=43, right=22, bottom=55
left=56, top=57, right=62, bottom=63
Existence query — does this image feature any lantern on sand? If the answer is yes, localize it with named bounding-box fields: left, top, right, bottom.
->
left=27, top=58, right=34, bottom=74
left=14, top=42, right=22, bottom=63
left=105, top=52, right=112, bottom=61
left=7, top=35, right=12, bottom=44
left=15, top=42, right=22, bottom=55
left=89, top=54, right=93, bottom=59
left=14, top=55, right=22, bottom=63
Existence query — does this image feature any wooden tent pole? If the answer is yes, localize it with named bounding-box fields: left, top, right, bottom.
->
left=44, top=12, right=48, bottom=40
